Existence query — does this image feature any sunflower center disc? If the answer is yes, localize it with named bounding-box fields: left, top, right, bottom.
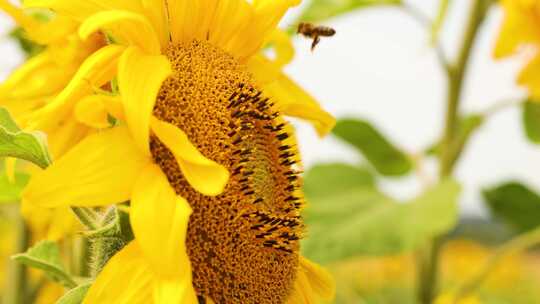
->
left=151, top=40, right=303, bottom=304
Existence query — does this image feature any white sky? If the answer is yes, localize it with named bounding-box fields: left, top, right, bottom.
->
left=284, top=0, right=540, bottom=216
left=0, top=0, right=537, bottom=217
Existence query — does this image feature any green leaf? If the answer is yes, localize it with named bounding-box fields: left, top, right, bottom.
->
left=12, top=241, right=77, bottom=288
left=304, top=163, right=375, bottom=198
left=298, top=0, right=402, bottom=22
left=0, top=107, right=51, bottom=168
left=333, top=119, right=412, bottom=176
left=425, top=114, right=484, bottom=157
left=56, top=283, right=91, bottom=304
left=483, top=181, right=540, bottom=233
left=522, top=100, right=540, bottom=144
left=0, top=171, right=30, bottom=204
left=302, top=174, right=460, bottom=263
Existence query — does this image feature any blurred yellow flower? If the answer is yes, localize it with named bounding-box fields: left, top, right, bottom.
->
left=435, top=292, right=481, bottom=304
left=21, top=0, right=336, bottom=303
left=0, top=0, right=107, bottom=242
left=440, top=239, right=522, bottom=289
left=0, top=0, right=106, bottom=158
left=495, top=0, right=540, bottom=98
left=34, top=282, right=64, bottom=304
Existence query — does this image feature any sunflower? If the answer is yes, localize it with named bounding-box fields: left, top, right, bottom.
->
left=0, top=1, right=109, bottom=242
left=495, top=0, right=540, bottom=99
left=0, top=0, right=108, bottom=157
left=21, top=0, right=335, bottom=303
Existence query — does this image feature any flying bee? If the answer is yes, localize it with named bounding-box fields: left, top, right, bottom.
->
left=297, top=22, right=336, bottom=51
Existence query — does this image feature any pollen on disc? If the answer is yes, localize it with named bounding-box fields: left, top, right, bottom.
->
left=150, top=40, right=304, bottom=304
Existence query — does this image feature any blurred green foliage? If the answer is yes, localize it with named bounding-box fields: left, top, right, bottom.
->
left=0, top=171, right=29, bottom=204
left=9, top=27, right=44, bottom=58
left=298, top=0, right=402, bottom=22
left=302, top=162, right=460, bottom=263
left=483, top=182, right=540, bottom=233
left=522, top=100, right=540, bottom=144
left=333, top=119, right=412, bottom=176
left=426, top=114, right=484, bottom=158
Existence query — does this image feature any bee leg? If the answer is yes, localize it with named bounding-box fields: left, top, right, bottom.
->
left=311, top=35, right=320, bottom=52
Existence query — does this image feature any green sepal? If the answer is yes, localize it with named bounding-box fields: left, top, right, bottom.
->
left=55, top=283, right=92, bottom=304
left=86, top=206, right=133, bottom=276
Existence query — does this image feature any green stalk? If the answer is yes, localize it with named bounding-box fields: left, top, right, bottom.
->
left=418, top=0, right=487, bottom=303
left=4, top=214, right=30, bottom=304
left=71, top=207, right=100, bottom=230
left=439, top=0, right=486, bottom=177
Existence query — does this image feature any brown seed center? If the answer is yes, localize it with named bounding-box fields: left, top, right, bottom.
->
left=150, top=40, right=303, bottom=304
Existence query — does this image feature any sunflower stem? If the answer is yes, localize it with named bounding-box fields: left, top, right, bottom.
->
left=417, top=0, right=487, bottom=303
left=5, top=213, right=30, bottom=304
left=71, top=207, right=100, bottom=230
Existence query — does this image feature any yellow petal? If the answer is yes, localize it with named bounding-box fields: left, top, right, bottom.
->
left=265, top=29, right=295, bottom=68
left=79, top=10, right=161, bottom=55
left=236, top=0, right=300, bottom=59
left=118, top=46, right=171, bottom=156
left=0, top=0, right=38, bottom=31
left=287, top=270, right=313, bottom=304
left=151, top=118, right=229, bottom=196
left=130, top=164, right=193, bottom=278
left=46, top=119, right=89, bottom=159
left=141, top=0, right=169, bottom=48
left=252, top=0, right=300, bottom=35
left=23, top=127, right=148, bottom=208
left=287, top=257, right=335, bottom=303
left=153, top=277, right=198, bottom=304
left=25, top=15, right=79, bottom=45
left=208, top=0, right=253, bottom=55
left=84, top=242, right=197, bottom=304
left=248, top=56, right=335, bottom=136
left=299, top=257, right=336, bottom=301
left=0, top=51, right=63, bottom=100
left=83, top=242, right=154, bottom=304
left=29, top=44, right=125, bottom=132
left=74, top=95, right=112, bottom=129
left=25, top=0, right=143, bottom=22
left=167, top=0, right=209, bottom=44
